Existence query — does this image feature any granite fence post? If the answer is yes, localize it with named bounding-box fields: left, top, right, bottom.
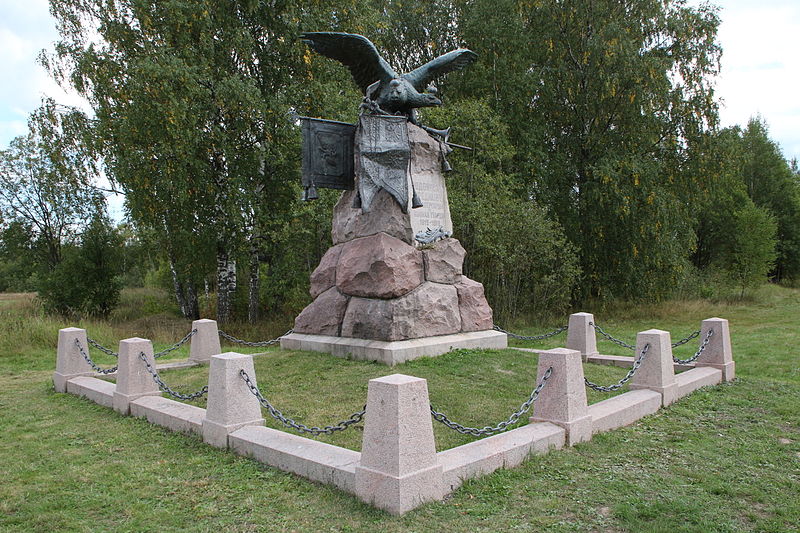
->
left=355, top=374, right=444, bottom=515
left=529, top=348, right=592, bottom=446
left=202, top=352, right=265, bottom=448
left=629, top=329, right=678, bottom=406
left=696, top=318, right=735, bottom=382
left=189, top=319, right=222, bottom=364
left=113, top=338, right=161, bottom=415
left=566, top=313, right=599, bottom=362
left=54, top=327, right=93, bottom=393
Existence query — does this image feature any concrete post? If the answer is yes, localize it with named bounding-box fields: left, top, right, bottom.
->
left=629, top=329, right=678, bottom=406
left=355, top=374, right=444, bottom=515
left=189, top=319, right=222, bottom=364
left=113, top=338, right=161, bottom=415
left=566, top=312, right=599, bottom=362
left=54, top=327, right=94, bottom=393
left=530, top=348, right=592, bottom=446
left=202, top=352, right=265, bottom=448
left=696, top=318, right=735, bottom=382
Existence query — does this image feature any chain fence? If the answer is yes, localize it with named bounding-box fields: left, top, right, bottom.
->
left=153, top=329, right=197, bottom=359
left=138, top=352, right=208, bottom=400
left=86, top=329, right=196, bottom=361
left=492, top=325, right=568, bottom=342
left=673, top=329, right=714, bottom=365
left=219, top=329, right=293, bottom=348
left=74, top=339, right=118, bottom=374
left=671, top=330, right=701, bottom=347
left=86, top=337, right=118, bottom=358
left=430, top=367, right=553, bottom=437
left=589, top=322, right=635, bottom=350
left=584, top=343, right=650, bottom=392
left=240, top=369, right=365, bottom=435
left=590, top=321, right=704, bottom=353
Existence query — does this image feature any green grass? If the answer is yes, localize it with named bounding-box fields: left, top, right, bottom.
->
left=0, top=285, right=798, bottom=532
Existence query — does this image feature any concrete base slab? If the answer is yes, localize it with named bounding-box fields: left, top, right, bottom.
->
left=697, top=361, right=735, bottom=382
left=355, top=463, right=445, bottom=516
left=587, top=354, right=635, bottom=367
left=54, top=371, right=94, bottom=393
left=675, top=367, right=722, bottom=398
left=507, top=347, right=543, bottom=355
left=229, top=425, right=361, bottom=494
left=130, top=396, right=207, bottom=435
left=202, top=417, right=264, bottom=449
left=530, top=414, right=592, bottom=446
left=113, top=390, right=161, bottom=416
left=439, top=422, right=565, bottom=492
left=630, top=382, right=679, bottom=407
left=97, top=359, right=200, bottom=378
left=588, top=389, right=662, bottom=435
left=280, top=330, right=507, bottom=365
left=66, top=376, right=115, bottom=408
left=588, top=354, right=694, bottom=371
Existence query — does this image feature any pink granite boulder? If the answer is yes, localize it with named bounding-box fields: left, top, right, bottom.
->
left=293, top=287, right=349, bottom=336
left=336, top=233, right=424, bottom=299
left=455, top=277, right=493, bottom=332
left=422, top=238, right=465, bottom=284
left=309, top=243, right=344, bottom=298
left=332, top=189, right=414, bottom=245
left=341, top=282, right=461, bottom=341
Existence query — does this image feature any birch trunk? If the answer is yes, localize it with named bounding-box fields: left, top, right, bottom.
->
left=248, top=243, right=260, bottom=323
left=216, top=247, right=236, bottom=323
left=186, top=282, right=200, bottom=320
left=169, top=256, right=190, bottom=318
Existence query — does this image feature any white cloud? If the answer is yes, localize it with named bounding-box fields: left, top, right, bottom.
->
left=714, top=0, right=800, bottom=161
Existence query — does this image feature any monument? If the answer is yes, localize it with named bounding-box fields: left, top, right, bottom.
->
left=281, top=32, right=507, bottom=364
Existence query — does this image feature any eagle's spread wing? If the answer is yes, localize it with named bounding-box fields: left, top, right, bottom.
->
left=300, top=32, right=398, bottom=93
left=403, top=49, right=478, bottom=91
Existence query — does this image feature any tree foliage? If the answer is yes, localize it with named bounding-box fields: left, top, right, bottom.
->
left=38, top=213, right=124, bottom=317
left=26, top=0, right=798, bottom=321
left=0, top=100, right=100, bottom=269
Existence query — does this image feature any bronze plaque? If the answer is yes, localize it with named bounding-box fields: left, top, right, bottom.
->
left=357, top=115, right=411, bottom=213
left=301, top=117, right=356, bottom=191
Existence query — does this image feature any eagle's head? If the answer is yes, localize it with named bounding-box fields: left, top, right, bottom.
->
left=379, top=79, right=442, bottom=112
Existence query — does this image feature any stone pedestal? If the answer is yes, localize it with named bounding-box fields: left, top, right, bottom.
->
left=113, top=338, right=161, bottom=415
left=355, top=374, right=444, bottom=515
left=529, top=348, right=592, bottom=446
left=189, top=319, right=221, bottom=364
left=696, top=318, right=735, bottom=382
left=629, top=329, right=679, bottom=406
left=54, top=327, right=93, bottom=393
left=202, top=352, right=265, bottom=448
left=287, top=120, right=502, bottom=362
left=566, top=312, right=599, bottom=362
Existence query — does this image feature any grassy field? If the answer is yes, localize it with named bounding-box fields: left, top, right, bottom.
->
left=0, top=286, right=798, bottom=532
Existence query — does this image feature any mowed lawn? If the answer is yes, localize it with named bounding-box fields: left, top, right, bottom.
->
left=0, top=286, right=798, bottom=532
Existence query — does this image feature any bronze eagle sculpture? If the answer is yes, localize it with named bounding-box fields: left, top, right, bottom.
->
left=300, top=32, right=477, bottom=121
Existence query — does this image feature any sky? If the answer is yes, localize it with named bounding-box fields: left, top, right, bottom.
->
left=1, top=0, right=798, bottom=186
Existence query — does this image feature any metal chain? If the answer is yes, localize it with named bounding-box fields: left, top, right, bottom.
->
left=585, top=343, right=651, bottom=392
left=492, top=325, right=568, bottom=342
left=673, top=329, right=714, bottom=365
left=430, top=367, right=553, bottom=437
left=74, top=339, right=118, bottom=374
left=671, top=329, right=701, bottom=347
left=589, top=322, right=635, bottom=350
left=138, top=352, right=208, bottom=400
left=240, top=369, right=365, bottom=435
left=219, top=329, right=293, bottom=348
left=153, top=329, right=197, bottom=359
left=86, top=337, right=118, bottom=358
